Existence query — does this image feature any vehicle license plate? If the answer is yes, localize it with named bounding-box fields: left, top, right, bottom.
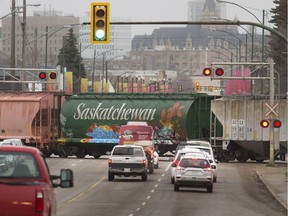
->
left=124, top=168, right=131, bottom=172
left=188, top=171, right=199, bottom=175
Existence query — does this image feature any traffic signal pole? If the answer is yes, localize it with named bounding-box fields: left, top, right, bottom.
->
left=83, top=20, right=288, bottom=43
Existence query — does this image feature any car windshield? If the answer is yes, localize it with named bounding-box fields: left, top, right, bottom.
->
left=113, top=147, right=144, bottom=156
left=179, top=158, right=209, bottom=168
left=0, top=152, right=40, bottom=179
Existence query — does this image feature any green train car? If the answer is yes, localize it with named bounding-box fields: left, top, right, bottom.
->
left=56, top=93, right=221, bottom=158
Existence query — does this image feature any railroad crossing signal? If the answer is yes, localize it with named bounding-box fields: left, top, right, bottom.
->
left=39, top=72, right=57, bottom=80
left=215, top=68, right=224, bottom=76
left=203, top=67, right=212, bottom=76
left=260, top=119, right=269, bottom=128
left=264, top=102, right=279, bottom=117
left=260, top=119, right=282, bottom=128
left=90, top=2, right=110, bottom=44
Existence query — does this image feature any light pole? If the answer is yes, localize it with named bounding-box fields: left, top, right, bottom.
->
left=91, top=48, right=123, bottom=92
left=210, top=28, right=246, bottom=62
left=209, top=36, right=239, bottom=62
left=45, top=25, right=71, bottom=68
left=216, top=0, right=265, bottom=62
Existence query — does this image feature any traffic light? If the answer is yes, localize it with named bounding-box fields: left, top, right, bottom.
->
left=39, top=72, right=57, bottom=80
left=203, top=67, right=212, bottom=76
left=273, top=119, right=281, bottom=128
left=260, top=119, right=269, bottom=128
left=195, top=82, right=200, bottom=91
left=90, top=2, right=110, bottom=44
left=215, top=68, right=224, bottom=76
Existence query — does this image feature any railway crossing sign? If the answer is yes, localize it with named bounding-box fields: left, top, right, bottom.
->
left=264, top=102, right=279, bottom=117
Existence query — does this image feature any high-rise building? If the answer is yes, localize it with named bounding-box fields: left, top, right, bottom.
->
left=1, top=11, right=79, bottom=68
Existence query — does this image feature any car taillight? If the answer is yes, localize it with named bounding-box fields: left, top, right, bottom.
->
left=36, top=191, right=44, bottom=212
left=142, top=159, right=147, bottom=167
left=205, top=167, right=212, bottom=172
left=108, top=159, right=112, bottom=166
left=172, top=160, right=179, bottom=166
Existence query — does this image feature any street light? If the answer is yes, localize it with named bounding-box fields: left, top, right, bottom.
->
left=45, top=25, right=72, bottom=68
left=210, top=28, right=246, bottom=62
left=91, top=48, right=123, bottom=91
left=215, top=0, right=265, bottom=61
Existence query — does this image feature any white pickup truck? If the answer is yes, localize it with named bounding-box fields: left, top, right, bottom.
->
left=108, top=145, right=148, bottom=181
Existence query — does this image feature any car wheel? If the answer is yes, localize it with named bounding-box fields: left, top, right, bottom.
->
left=174, top=183, right=179, bottom=191
left=108, top=172, right=114, bottom=181
left=207, top=184, right=213, bottom=193
left=142, top=172, right=147, bottom=181
left=213, top=177, right=217, bottom=183
left=148, top=164, right=154, bottom=174
left=171, top=177, right=175, bottom=184
left=154, top=163, right=159, bottom=169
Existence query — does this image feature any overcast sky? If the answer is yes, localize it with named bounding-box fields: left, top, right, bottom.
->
left=1, top=0, right=277, bottom=35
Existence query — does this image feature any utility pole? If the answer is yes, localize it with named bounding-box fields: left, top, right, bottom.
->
left=22, top=0, right=27, bottom=90
left=10, top=0, right=16, bottom=90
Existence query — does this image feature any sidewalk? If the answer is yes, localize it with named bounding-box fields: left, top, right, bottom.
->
left=255, top=163, right=287, bottom=210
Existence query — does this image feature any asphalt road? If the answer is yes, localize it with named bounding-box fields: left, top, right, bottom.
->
left=46, top=156, right=287, bottom=216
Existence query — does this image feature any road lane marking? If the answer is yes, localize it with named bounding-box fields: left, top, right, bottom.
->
left=142, top=202, right=146, bottom=205
left=165, top=162, right=172, bottom=172
left=154, top=184, right=158, bottom=188
left=59, top=177, right=105, bottom=207
left=146, top=196, right=151, bottom=200
left=151, top=189, right=155, bottom=193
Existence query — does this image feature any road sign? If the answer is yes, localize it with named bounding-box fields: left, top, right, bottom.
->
left=264, top=102, right=279, bottom=117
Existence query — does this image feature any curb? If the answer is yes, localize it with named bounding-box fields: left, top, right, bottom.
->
left=256, top=170, right=287, bottom=211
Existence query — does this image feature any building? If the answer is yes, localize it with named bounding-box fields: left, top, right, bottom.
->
left=1, top=11, right=79, bottom=68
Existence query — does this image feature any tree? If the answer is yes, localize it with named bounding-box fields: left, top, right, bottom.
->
left=268, top=0, right=287, bottom=96
left=57, top=28, right=86, bottom=93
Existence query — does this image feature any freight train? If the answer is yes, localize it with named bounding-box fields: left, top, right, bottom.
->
left=0, top=92, right=286, bottom=162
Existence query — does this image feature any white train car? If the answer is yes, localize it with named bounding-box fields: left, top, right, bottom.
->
left=211, top=98, right=287, bottom=162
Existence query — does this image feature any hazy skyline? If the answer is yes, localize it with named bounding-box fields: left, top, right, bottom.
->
left=1, top=0, right=277, bottom=35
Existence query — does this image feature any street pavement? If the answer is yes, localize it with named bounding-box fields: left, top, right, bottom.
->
left=255, top=162, right=287, bottom=210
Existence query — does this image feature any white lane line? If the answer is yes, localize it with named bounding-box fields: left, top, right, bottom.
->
left=158, top=179, right=161, bottom=182
left=142, top=202, right=146, bottom=206
left=71, top=163, right=76, bottom=167
left=165, top=162, right=172, bottom=172
left=128, top=214, right=134, bottom=216
left=146, top=196, right=151, bottom=200
left=154, top=184, right=158, bottom=188
left=162, top=174, right=165, bottom=177
left=136, top=208, right=141, bottom=211
left=79, top=160, right=83, bottom=162
left=151, top=189, right=155, bottom=193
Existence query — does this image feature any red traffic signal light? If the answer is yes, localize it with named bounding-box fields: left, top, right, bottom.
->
left=203, top=67, right=212, bottom=76
left=273, top=119, right=281, bottom=128
left=260, top=119, right=269, bottom=128
left=39, top=72, right=46, bottom=79
left=215, top=68, right=224, bottom=76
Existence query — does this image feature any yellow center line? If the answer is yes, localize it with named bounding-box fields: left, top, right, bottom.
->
left=58, top=176, right=105, bottom=208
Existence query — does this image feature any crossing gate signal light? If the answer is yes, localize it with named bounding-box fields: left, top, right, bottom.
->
left=203, top=67, right=212, bottom=76
left=215, top=68, right=224, bottom=76
left=260, top=119, right=269, bottom=128
left=273, top=119, right=281, bottom=128
left=90, top=2, right=110, bottom=44
left=39, top=72, right=57, bottom=80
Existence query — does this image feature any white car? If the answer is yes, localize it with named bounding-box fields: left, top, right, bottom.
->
left=173, top=154, right=214, bottom=192
left=170, top=147, right=202, bottom=184
left=186, top=152, right=218, bottom=182
left=154, top=151, right=159, bottom=169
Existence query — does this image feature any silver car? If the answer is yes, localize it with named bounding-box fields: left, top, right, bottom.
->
left=173, top=154, right=214, bottom=193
